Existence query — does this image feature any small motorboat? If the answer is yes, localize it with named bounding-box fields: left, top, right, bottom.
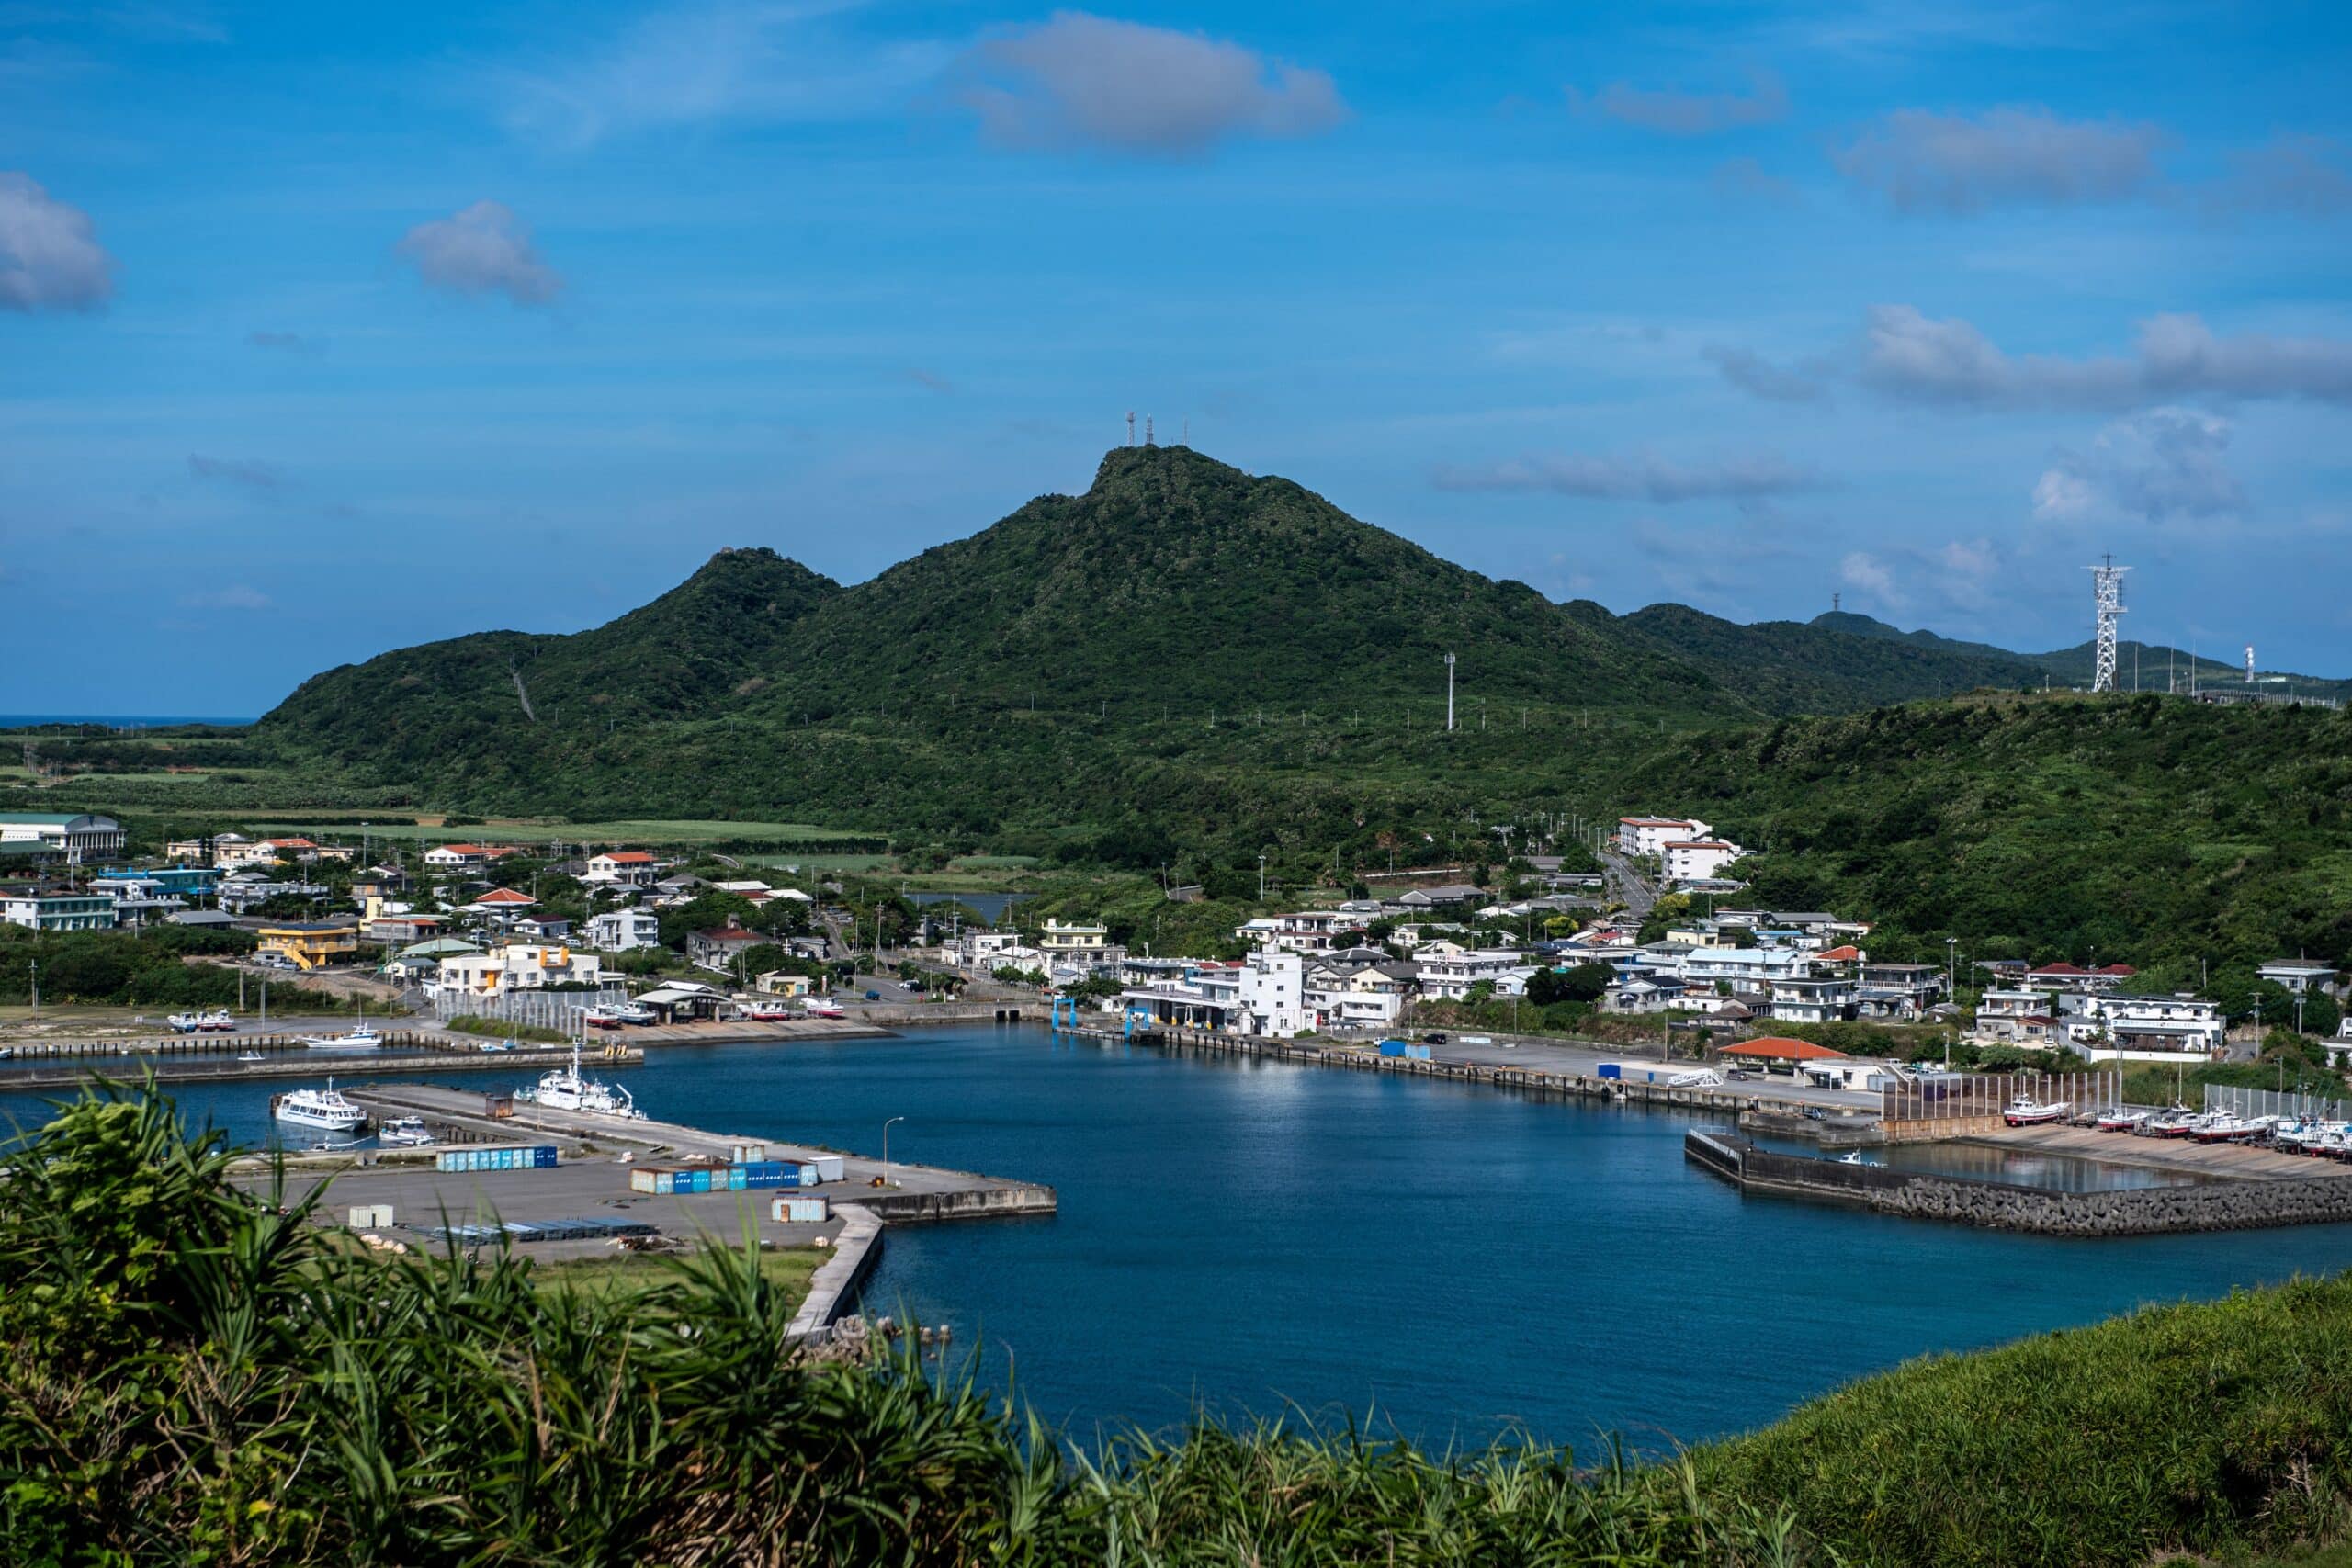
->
left=2002, top=1094, right=2072, bottom=1127
left=2192, top=1114, right=2269, bottom=1145
left=376, top=1116, right=436, bottom=1147
left=741, top=1003, right=800, bottom=1021
left=2142, top=1106, right=2199, bottom=1138
left=199, top=1009, right=238, bottom=1032
left=236, top=1051, right=266, bottom=1064
left=302, top=1012, right=383, bottom=1050
left=2093, top=1107, right=2150, bottom=1133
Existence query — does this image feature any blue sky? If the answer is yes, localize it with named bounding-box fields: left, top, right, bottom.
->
left=5, top=0, right=2350, bottom=714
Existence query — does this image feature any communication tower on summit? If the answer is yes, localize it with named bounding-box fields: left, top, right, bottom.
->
left=1145, top=415, right=1155, bottom=446
left=1125, top=412, right=1136, bottom=446
left=2088, top=556, right=2128, bottom=693
left=2245, top=645, right=2256, bottom=684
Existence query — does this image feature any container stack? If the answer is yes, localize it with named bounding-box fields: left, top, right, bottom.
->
left=770, top=1196, right=831, bottom=1224
left=628, top=1157, right=829, bottom=1196
left=436, top=1145, right=558, bottom=1174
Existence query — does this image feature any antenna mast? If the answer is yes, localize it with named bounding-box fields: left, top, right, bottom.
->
left=1145, top=415, right=1155, bottom=446
left=1125, top=412, right=1135, bottom=446
left=1444, top=652, right=1457, bottom=732
left=2088, top=556, right=2128, bottom=693
left=2245, top=645, right=2256, bottom=685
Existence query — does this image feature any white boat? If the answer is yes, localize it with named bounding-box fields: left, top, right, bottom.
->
left=236, top=1051, right=266, bottom=1063
left=2192, top=1114, right=2269, bottom=1145
left=377, top=1116, right=436, bottom=1147
left=802, top=1000, right=847, bottom=1020
left=199, top=1008, right=237, bottom=1032
left=523, top=1040, right=645, bottom=1120
left=2142, top=1105, right=2199, bottom=1138
left=2002, top=1094, right=2072, bottom=1127
left=605, top=1001, right=655, bottom=1025
left=1668, top=1069, right=1724, bottom=1089
left=303, top=1012, right=383, bottom=1051
left=167, top=1011, right=202, bottom=1034
left=584, top=1005, right=624, bottom=1030
left=2093, top=1107, right=2150, bottom=1132
left=273, top=1081, right=368, bottom=1134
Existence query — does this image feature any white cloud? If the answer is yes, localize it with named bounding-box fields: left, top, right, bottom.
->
left=1432, top=449, right=1824, bottom=504
left=1577, top=70, right=1787, bottom=136
left=1857, top=305, right=2352, bottom=410
left=0, top=172, right=112, bottom=312
left=960, top=12, right=1345, bottom=155
left=398, top=201, right=562, bottom=307
left=1832, top=107, right=2165, bottom=213
left=2034, top=409, right=2245, bottom=526
left=490, top=1, right=947, bottom=148
left=1838, top=550, right=1907, bottom=612
left=1703, top=344, right=1829, bottom=403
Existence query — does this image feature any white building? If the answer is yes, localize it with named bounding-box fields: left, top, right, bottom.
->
left=2068, top=993, right=2225, bottom=1059
left=1413, top=942, right=1532, bottom=1000
left=1238, top=949, right=1308, bottom=1036
left=1237, top=909, right=1353, bottom=953
left=1769, top=974, right=1857, bottom=1024
left=584, top=851, right=659, bottom=887
left=1616, top=817, right=1712, bottom=857
left=1304, top=958, right=1414, bottom=1029
left=585, top=908, right=662, bottom=952
left=1678, top=944, right=1813, bottom=993
left=1039, top=919, right=1115, bottom=967
left=435, top=942, right=603, bottom=999
left=1660, top=839, right=1744, bottom=882
left=0, top=812, right=127, bottom=864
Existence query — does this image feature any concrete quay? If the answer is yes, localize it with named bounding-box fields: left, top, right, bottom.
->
left=1688, top=1129, right=2352, bottom=1236
left=1071, top=1021, right=1880, bottom=1122
left=0, top=1039, right=640, bottom=1093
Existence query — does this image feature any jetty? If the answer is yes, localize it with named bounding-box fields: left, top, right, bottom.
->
left=0, top=1033, right=642, bottom=1092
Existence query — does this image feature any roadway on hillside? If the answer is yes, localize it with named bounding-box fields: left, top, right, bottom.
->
left=1598, top=847, right=1658, bottom=919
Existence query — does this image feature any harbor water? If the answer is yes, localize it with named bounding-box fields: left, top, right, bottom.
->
left=8, top=1021, right=2352, bottom=1452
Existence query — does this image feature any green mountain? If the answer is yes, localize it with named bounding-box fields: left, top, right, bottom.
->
left=1614, top=604, right=2047, bottom=714
left=1815, top=610, right=2352, bottom=701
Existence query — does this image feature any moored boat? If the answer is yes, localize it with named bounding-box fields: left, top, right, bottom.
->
left=522, top=1039, right=645, bottom=1120
left=2191, top=1114, right=2268, bottom=1145
left=2093, top=1106, right=2150, bottom=1133
left=376, top=1116, right=436, bottom=1147
left=2003, top=1094, right=2072, bottom=1127
left=272, top=1081, right=368, bottom=1134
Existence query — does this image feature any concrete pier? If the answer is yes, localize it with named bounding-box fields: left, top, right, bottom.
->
left=1686, top=1129, right=2352, bottom=1236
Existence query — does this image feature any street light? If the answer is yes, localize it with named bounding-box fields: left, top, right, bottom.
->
left=881, top=1115, right=905, bottom=1188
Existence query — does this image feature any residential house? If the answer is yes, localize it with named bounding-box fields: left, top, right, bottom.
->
left=688, top=919, right=766, bottom=973
left=167, top=832, right=247, bottom=864
left=2257, top=959, right=2341, bottom=998
left=1768, top=973, right=1858, bottom=1024
left=513, top=916, right=572, bottom=942
left=366, top=910, right=447, bottom=945
left=1604, top=976, right=1689, bottom=1014
left=1679, top=944, right=1814, bottom=994
left=1413, top=942, right=1532, bottom=1000
left=1238, top=949, right=1308, bottom=1036
left=586, top=908, right=663, bottom=952
left=1039, top=919, right=1115, bottom=968
left=424, top=843, right=514, bottom=874
left=2026, top=962, right=2136, bottom=995
left=584, top=851, right=660, bottom=888
left=1237, top=909, right=1353, bottom=953
left=383, top=936, right=477, bottom=984
left=2068, top=993, right=2224, bottom=1059
left=255, top=919, right=360, bottom=971
left=1973, top=988, right=2069, bottom=1048
left=85, top=876, right=185, bottom=929
left=0, top=812, right=126, bottom=864
left=1304, top=956, right=1415, bottom=1029
left=1387, top=884, right=1485, bottom=912
left=956, top=930, right=1028, bottom=969
left=435, top=942, right=603, bottom=998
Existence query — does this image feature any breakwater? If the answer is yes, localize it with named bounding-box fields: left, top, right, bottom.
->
left=0, top=1040, right=641, bottom=1092
left=1082, top=1022, right=1863, bottom=1123
left=1687, top=1130, right=2352, bottom=1236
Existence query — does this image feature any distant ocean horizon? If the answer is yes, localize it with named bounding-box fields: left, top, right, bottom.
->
left=0, top=715, right=256, bottom=729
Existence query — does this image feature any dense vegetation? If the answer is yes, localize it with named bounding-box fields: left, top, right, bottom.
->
left=0, top=925, right=342, bottom=1011
left=1620, top=693, right=2352, bottom=987
left=4, top=1085, right=2349, bottom=1565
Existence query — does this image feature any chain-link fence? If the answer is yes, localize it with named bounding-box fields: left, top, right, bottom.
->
left=2201, top=1084, right=2349, bottom=1122
left=1881, top=1068, right=2123, bottom=1127
left=431, top=985, right=626, bottom=1032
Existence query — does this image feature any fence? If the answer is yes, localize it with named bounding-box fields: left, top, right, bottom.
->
left=431, top=985, right=626, bottom=1032
left=2202, top=1084, right=2350, bottom=1122
left=1880, top=1069, right=2122, bottom=1133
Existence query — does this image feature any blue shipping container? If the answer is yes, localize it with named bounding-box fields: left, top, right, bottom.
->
left=1376, top=1040, right=1407, bottom=1057
left=1597, top=1063, right=1623, bottom=1080
left=1404, top=1044, right=1432, bottom=1060
left=728, top=1168, right=748, bottom=1190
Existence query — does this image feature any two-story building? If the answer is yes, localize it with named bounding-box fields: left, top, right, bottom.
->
left=1, top=887, right=118, bottom=931
left=584, top=851, right=660, bottom=888
left=1413, top=942, right=1532, bottom=1000
left=1237, top=909, right=1354, bottom=953
left=1768, top=973, right=1858, bottom=1024
left=586, top=908, right=662, bottom=952
left=1039, top=919, right=1116, bottom=969
left=1304, top=956, right=1415, bottom=1029
left=2067, top=993, right=2224, bottom=1060
left=688, top=919, right=767, bottom=973
left=255, top=919, right=361, bottom=971
left=435, top=942, right=604, bottom=998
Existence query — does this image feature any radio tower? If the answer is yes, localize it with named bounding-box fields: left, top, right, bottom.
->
left=2245, top=645, right=2256, bottom=685
left=1125, top=412, right=1136, bottom=446
left=2088, top=556, right=2128, bottom=693
left=1145, top=415, right=1155, bottom=446
left=1444, top=652, right=1457, bottom=731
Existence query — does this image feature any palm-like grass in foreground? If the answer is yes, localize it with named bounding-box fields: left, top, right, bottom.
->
left=1, top=1083, right=2346, bottom=1565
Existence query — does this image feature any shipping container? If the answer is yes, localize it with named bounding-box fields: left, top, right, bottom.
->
left=1376, top=1039, right=1408, bottom=1057
left=1403, top=1044, right=1432, bottom=1061
left=435, top=1144, right=560, bottom=1175
left=809, top=1155, right=846, bottom=1183
left=727, top=1167, right=748, bottom=1190
left=655, top=1171, right=678, bottom=1195
left=771, top=1197, right=831, bottom=1224
left=729, top=1141, right=767, bottom=1164
left=1597, top=1063, right=1623, bottom=1081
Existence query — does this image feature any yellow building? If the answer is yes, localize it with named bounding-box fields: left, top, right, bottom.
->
left=256, top=919, right=361, bottom=971
left=755, top=970, right=816, bottom=997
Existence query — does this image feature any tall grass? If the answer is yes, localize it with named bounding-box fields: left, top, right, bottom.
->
left=0, top=1083, right=2345, bottom=1565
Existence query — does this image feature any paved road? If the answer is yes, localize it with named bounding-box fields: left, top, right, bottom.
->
left=1598, top=847, right=1658, bottom=919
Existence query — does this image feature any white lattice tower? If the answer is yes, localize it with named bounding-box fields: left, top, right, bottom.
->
left=2089, top=558, right=2127, bottom=693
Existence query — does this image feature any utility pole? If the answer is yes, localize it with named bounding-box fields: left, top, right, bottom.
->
left=1444, top=653, right=1456, bottom=732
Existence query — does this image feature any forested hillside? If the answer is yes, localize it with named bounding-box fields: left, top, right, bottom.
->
left=1618, top=694, right=2352, bottom=983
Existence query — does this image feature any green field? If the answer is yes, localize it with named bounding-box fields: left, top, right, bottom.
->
left=529, top=1247, right=823, bottom=1311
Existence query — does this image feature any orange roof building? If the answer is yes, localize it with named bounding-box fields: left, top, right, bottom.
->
left=1720, top=1036, right=1849, bottom=1063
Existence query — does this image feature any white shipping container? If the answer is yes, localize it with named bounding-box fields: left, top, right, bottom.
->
left=808, top=1155, right=845, bottom=1183
left=729, top=1141, right=767, bottom=1164
left=771, top=1197, right=831, bottom=1224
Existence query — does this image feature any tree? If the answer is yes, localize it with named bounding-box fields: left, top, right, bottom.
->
left=1556, top=963, right=1612, bottom=1003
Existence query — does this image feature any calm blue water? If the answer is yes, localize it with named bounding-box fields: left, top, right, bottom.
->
left=8, top=1022, right=2350, bottom=1454
left=0, top=714, right=255, bottom=728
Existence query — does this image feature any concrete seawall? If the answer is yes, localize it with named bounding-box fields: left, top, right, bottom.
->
left=786, top=1204, right=884, bottom=1343
left=1686, top=1130, right=2352, bottom=1236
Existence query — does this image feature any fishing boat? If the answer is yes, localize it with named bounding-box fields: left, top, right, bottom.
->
left=605, top=1000, right=655, bottom=1026
left=584, top=1005, right=623, bottom=1030
left=2093, top=1107, right=2151, bottom=1132
left=272, top=1081, right=368, bottom=1134
left=2143, top=1106, right=2200, bottom=1138
left=167, top=1011, right=202, bottom=1034
left=236, top=1050, right=266, bottom=1063
left=376, top=1116, right=436, bottom=1147
left=302, top=1011, right=382, bottom=1050
left=2192, top=1114, right=2269, bottom=1145
left=2002, top=1094, right=2072, bottom=1127
left=741, top=1002, right=799, bottom=1022
left=199, top=1008, right=237, bottom=1032
left=518, top=1039, right=645, bottom=1120
left=802, top=999, right=847, bottom=1020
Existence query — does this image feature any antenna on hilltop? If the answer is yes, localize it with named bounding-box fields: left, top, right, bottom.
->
left=1125, top=412, right=1135, bottom=446
left=2088, top=554, right=2128, bottom=693
left=2245, top=644, right=2256, bottom=685
left=1444, top=652, right=1457, bottom=732
left=1833, top=591, right=1840, bottom=613
left=1145, top=415, right=1155, bottom=446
